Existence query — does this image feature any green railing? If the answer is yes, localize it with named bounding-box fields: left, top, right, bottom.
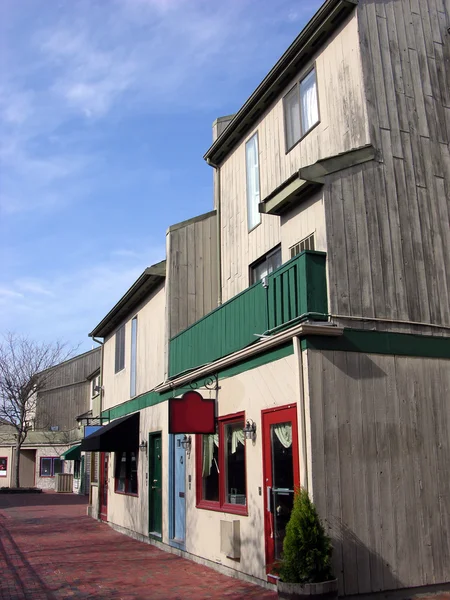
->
left=168, top=251, right=328, bottom=377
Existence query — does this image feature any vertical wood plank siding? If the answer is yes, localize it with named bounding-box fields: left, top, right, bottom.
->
left=166, top=212, right=218, bottom=339
left=307, top=349, right=450, bottom=594
left=35, top=348, right=101, bottom=431
left=169, top=251, right=327, bottom=377
left=218, top=11, right=369, bottom=302
left=325, top=0, right=450, bottom=330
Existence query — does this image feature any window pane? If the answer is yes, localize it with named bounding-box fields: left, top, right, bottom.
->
left=115, top=325, right=125, bottom=373
left=130, top=317, right=137, bottom=397
left=115, top=452, right=127, bottom=492
left=267, top=247, right=282, bottom=274
left=300, top=69, right=319, bottom=134
left=246, top=134, right=261, bottom=231
left=202, top=434, right=219, bottom=502
left=284, top=85, right=301, bottom=149
left=224, top=422, right=246, bottom=506
left=129, top=451, right=138, bottom=494
left=74, top=459, right=81, bottom=479
left=53, top=459, right=64, bottom=475
left=41, top=458, right=52, bottom=476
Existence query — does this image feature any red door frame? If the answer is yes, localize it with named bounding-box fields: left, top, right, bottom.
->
left=99, top=452, right=108, bottom=522
left=262, top=403, right=300, bottom=571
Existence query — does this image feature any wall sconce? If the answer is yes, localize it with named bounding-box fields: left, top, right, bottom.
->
left=243, top=419, right=256, bottom=441
left=180, top=435, right=192, bottom=455
left=139, top=440, right=148, bottom=452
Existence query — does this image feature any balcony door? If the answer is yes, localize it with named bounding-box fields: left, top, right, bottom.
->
left=262, top=404, right=300, bottom=570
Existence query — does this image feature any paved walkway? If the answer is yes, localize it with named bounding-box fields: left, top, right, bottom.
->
left=0, top=493, right=276, bottom=600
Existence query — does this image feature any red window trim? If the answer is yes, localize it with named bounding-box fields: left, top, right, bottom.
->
left=196, top=411, right=248, bottom=516
left=114, top=450, right=139, bottom=497
left=39, top=457, right=64, bottom=478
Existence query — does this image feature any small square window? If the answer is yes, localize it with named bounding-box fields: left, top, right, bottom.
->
left=290, top=233, right=315, bottom=259
left=40, top=457, right=64, bottom=477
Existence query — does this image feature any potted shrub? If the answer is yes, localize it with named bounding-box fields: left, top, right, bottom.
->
left=277, top=488, right=338, bottom=600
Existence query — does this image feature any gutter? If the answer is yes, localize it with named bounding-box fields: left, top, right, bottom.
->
left=155, top=322, right=343, bottom=393
left=206, top=158, right=222, bottom=306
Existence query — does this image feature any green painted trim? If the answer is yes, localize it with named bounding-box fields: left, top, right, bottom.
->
left=302, top=328, right=450, bottom=359
left=103, top=342, right=295, bottom=420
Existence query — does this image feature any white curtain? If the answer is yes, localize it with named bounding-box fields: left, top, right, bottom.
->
left=300, top=69, right=319, bottom=133
left=202, top=433, right=219, bottom=477
left=285, top=86, right=301, bottom=148
left=273, top=423, right=292, bottom=448
left=231, top=428, right=245, bottom=454
left=246, top=134, right=260, bottom=230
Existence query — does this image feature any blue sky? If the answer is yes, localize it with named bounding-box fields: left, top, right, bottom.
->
left=0, top=0, right=323, bottom=352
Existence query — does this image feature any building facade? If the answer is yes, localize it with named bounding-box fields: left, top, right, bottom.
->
left=84, top=0, right=449, bottom=595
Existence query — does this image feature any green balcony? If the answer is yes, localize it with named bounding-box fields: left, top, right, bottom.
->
left=168, top=251, right=328, bottom=377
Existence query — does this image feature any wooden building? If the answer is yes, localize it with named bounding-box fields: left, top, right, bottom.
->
left=0, top=348, right=101, bottom=491
left=85, top=0, right=449, bottom=596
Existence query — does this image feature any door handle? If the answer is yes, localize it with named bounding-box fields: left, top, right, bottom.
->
left=179, top=492, right=185, bottom=498
left=266, top=486, right=273, bottom=513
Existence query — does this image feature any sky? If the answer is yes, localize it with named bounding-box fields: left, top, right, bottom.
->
left=0, top=0, right=323, bottom=352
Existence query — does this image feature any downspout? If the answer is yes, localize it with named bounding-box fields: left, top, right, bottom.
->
left=293, top=336, right=308, bottom=492
left=207, top=158, right=222, bottom=306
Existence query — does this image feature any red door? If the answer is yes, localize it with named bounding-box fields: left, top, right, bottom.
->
left=262, top=404, right=300, bottom=571
left=99, top=452, right=108, bottom=521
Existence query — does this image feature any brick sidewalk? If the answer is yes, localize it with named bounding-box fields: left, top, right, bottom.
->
left=0, top=493, right=276, bottom=600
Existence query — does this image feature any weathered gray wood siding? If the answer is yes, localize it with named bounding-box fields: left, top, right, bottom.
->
left=166, top=211, right=218, bottom=339
left=306, top=348, right=450, bottom=595
left=325, top=0, right=450, bottom=330
left=35, top=348, right=101, bottom=431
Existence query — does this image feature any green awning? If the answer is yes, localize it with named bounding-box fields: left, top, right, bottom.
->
left=61, top=444, right=81, bottom=461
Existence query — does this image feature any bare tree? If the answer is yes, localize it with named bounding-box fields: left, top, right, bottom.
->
left=0, top=332, right=73, bottom=487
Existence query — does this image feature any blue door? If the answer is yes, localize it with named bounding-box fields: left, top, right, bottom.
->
left=170, top=434, right=186, bottom=547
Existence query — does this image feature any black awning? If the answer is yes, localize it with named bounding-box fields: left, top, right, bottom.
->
left=79, top=413, right=139, bottom=452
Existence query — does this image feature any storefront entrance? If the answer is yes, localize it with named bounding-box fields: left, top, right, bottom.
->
left=262, top=404, right=300, bottom=569
left=99, top=452, right=108, bottom=521
left=148, top=432, right=162, bottom=538
left=169, top=434, right=186, bottom=548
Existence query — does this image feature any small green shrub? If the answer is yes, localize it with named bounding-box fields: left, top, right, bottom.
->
left=279, top=488, right=334, bottom=584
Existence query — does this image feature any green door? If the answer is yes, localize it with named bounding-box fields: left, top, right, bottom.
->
left=149, top=433, right=162, bottom=537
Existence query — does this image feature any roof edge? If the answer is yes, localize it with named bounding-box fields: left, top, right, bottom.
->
left=89, top=260, right=166, bottom=339
left=204, top=0, right=358, bottom=165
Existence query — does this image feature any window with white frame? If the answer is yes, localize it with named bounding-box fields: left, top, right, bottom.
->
left=246, top=133, right=261, bottom=231
left=289, top=233, right=315, bottom=258
left=115, top=324, right=125, bottom=373
left=284, top=67, right=319, bottom=151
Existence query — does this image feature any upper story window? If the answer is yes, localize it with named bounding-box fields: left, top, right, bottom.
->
left=130, top=316, right=138, bottom=398
left=290, top=233, right=315, bottom=258
left=115, top=324, right=125, bottom=373
left=284, top=67, right=319, bottom=151
left=246, top=133, right=261, bottom=231
left=250, top=245, right=282, bottom=285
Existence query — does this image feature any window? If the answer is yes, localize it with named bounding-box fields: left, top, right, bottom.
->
left=246, top=133, right=261, bottom=231
left=290, top=233, right=315, bottom=258
left=115, top=451, right=138, bottom=495
left=196, top=413, right=247, bottom=515
left=74, top=459, right=81, bottom=480
left=40, top=457, right=64, bottom=477
left=284, top=67, right=319, bottom=151
left=90, top=374, right=100, bottom=411
left=115, top=324, right=125, bottom=373
left=250, top=245, right=282, bottom=285
left=130, top=316, right=137, bottom=397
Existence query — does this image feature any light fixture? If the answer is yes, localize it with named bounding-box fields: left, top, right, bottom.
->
left=243, top=419, right=256, bottom=441
left=139, top=440, right=148, bottom=452
left=180, top=435, right=192, bottom=454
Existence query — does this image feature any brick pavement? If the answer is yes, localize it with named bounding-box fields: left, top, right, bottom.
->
left=0, top=492, right=276, bottom=600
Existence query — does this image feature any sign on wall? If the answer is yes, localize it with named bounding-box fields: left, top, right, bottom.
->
left=0, top=457, right=7, bottom=477
left=169, top=391, right=215, bottom=434
left=84, top=425, right=102, bottom=438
